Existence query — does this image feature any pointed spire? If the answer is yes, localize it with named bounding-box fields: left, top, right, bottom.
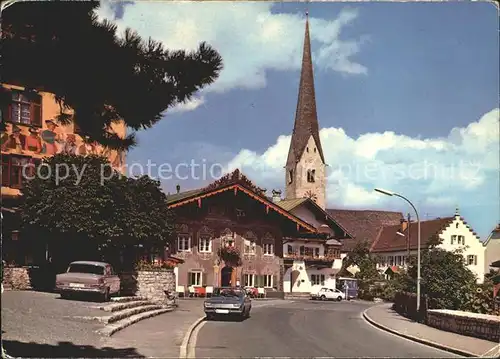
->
left=286, top=12, right=325, bottom=166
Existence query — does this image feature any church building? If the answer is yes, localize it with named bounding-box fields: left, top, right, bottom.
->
left=168, top=13, right=402, bottom=297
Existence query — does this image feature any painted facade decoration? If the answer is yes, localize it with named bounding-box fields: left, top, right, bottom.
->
left=1, top=84, right=126, bottom=196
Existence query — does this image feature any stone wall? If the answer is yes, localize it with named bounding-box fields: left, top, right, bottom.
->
left=427, top=309, right=500, bottom=343
left=119, top=270, right=176, bottom=303
left=2, top=267, right=32, bottom=290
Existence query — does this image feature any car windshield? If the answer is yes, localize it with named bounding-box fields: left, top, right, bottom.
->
left=67, top=264, right=105, bottom=275
left=213, top=288, right=244, bottom=298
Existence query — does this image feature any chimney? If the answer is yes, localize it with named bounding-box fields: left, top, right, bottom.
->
left=176, top=184, right=180, bottom=194
left=272, top=189, right=282, bottom=203
left=400, top=218, right=408, bottom=232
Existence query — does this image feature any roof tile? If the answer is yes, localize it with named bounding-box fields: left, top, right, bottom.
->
left=371, top=217, right=455, bottom=253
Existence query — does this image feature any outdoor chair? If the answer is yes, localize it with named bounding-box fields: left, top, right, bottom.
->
left=188, top=285, right=195, bottom=297
left=206, top=286, right=214, bottom=297
left=176, top=285, right=186, bottom=298
left=257, top=287, right=266, bottom=298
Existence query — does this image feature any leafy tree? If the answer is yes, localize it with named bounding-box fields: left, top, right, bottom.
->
left=1, top=1, right=223, bottom=150
left=20, top=154, right=175, bottom=269
left=355, top=254, right=383, bottom=300
left=337, top=239, right=371, bottom=277
left=402, top=248, right=477, bottom=310
left=463, top=278, right=498, bottom=315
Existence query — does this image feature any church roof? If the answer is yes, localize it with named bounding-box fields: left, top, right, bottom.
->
left=286, top=14, right=325, bottom=166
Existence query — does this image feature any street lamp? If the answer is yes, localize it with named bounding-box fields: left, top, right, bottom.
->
left=375, top=188, right=421, bottom=312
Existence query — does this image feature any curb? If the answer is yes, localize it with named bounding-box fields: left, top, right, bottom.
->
left=362, top=306, right=478, bottom=358
left=179, top=316, right=206, bottom=359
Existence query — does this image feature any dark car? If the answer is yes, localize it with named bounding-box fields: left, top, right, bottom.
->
left=204, top=287, right=252, bottom=320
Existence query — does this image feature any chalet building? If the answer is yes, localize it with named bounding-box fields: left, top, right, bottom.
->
left=371, top=209, right=487, bottom=283
left=274, top=197, right=347, bottom=293
left=166, top=170, right=318, bottom=297
left=1, top=83, right=126, bottom=268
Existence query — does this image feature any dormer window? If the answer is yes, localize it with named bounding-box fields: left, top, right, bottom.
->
left=306, top=147, right=309, bottom=152
left=451, top=235, right=457, bottom=244
left=456, top=223, right=459, bottom=228
left=307, top=169, right=315, bottom=183
left=314, top=147, right=317, bottom=153
left=288, top=169, right=293, bottom=184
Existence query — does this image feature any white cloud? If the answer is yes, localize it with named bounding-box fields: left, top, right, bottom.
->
left=224, top=108, right=500, bottom=210
left=169, top=96, right=206, bottom=114
left=96, top=2, right=367, bottom=108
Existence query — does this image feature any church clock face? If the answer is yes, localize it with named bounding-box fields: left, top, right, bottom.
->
left=304, top=190, right=317, bottom=202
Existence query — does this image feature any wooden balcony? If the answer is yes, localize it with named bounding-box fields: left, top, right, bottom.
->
left=283, top=252, right=340, bottom=266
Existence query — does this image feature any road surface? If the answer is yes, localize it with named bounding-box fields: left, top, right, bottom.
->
left=194, top=300, right=458, bottom=358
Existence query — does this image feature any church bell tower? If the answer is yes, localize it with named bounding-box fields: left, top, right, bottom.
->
left=285, top=12, right=327, bottom=209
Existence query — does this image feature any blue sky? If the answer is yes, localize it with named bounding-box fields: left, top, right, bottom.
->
left=97, top=1, right=499, bottom=239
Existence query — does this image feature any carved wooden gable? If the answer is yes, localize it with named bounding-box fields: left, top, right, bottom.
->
left=176, top=224, right=190, bottom=234
left=262, top=232, right=274, bottom=242
left=199, top=225, right=214, bottom=236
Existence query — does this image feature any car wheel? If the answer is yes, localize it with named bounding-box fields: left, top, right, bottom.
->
left=60, top=292, right=70, bottom=300
left=206, top=314, right=214, bottom=321
left=320, top=295, right=326, bottom=301
left=102, top=288, right=110, bottom=302
left=337, top=296, right=342, bottom=301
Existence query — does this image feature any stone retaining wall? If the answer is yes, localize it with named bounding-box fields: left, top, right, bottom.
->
left=427, top=309, right=500, bottom=343
left=2, top=267, right=32, bottom=290
left=119, top=270, right=176, bottom=303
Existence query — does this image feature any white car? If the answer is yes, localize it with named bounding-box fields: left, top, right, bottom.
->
left=311, top=287, right=345, bottom=301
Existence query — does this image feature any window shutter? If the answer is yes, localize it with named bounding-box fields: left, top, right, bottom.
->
left=255, top=275, right=261, bottom=287
left=474, top=256, right=477, bottom=266
left=187, top=272, right=192, bottom=286
left=272, top=275, right=277, bottom=288
left=202, top=272, right=208, bottom=286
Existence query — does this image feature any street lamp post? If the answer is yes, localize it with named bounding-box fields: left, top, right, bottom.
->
left=375, top=188, right=421, bottom=311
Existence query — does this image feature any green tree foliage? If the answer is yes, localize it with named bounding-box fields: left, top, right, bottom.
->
left=463, top=278, right=499, bottom=315
left=337, top=240, right=370, bottom=277
left=1, top=1, right=223, bottom=150
left=20, top=154, right=175, bottom=251
left=403, top=248, right=477, bottom=310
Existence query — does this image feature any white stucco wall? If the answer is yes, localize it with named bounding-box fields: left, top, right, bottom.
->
left=290, top=206, right=333, bottom=235
left=285, top=135, right=326, bottom=209
left=439, top=216, right=486, bottom=283
left=283, top=261, right=336, bottom=293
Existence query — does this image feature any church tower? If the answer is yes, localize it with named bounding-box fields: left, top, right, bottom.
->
left=285, top=12, right=327, bottom=209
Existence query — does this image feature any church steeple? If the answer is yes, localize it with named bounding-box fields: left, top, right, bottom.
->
left=285, top=12, right=327, bottom=210
left=286, top=11, right=325, bottom=167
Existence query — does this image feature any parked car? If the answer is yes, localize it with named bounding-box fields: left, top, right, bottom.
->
left=204, top=287, right=252, bottom=320
left=310, top=287, right=345, bottom=301
left=55, top=261, right=120, bottom=302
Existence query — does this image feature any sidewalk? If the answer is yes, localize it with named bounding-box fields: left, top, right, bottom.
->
left=103, top=299, right=205, bottom=357
left=363, top=303, right=499, bottom=358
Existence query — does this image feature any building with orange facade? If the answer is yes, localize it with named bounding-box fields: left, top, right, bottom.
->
left=1, top=83, right=126, bottom=270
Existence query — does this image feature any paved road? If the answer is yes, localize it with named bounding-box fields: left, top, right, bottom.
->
left=195, top=300, right=458, bottom=358
left=2, top=291, right=141, bottom=357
